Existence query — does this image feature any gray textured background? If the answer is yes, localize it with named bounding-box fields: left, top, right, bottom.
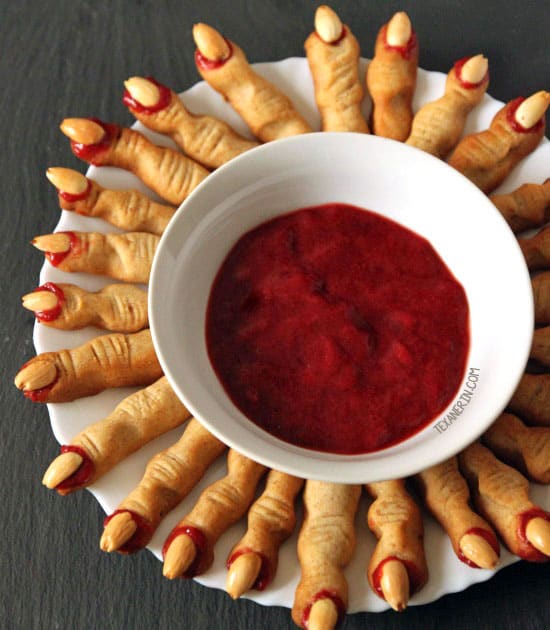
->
left=1, top=1, right=549, bottom=628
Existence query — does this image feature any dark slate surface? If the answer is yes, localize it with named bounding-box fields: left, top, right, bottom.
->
left=1, top=1, right=549, bottom=628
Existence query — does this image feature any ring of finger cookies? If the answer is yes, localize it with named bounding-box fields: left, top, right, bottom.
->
left=21, top=16, right=550, bottom=628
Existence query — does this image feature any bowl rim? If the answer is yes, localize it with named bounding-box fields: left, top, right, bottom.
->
left=149, top=131, right=533, bottom=483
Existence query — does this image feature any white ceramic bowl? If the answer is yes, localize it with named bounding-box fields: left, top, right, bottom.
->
left=149, top=132, right=533, bottom=483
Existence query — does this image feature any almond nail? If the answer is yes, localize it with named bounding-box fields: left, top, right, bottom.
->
left=31, top=233, right=72, bottom=253
left=46, top=167, right=89, bottom=194
left=386, top=12, right=412, bottom=47
left=15, top=360, right=57, bottom=391
left=163, top=534, right=197, bottom=579
left=514, top=91, right=550, bottom=129
left=22, top=290, right=59, bottom=313
left=42, top=451, right=83, bottom=489
left=314, top=5, right=343, bottom=43
left=124, top=77, right=161, bottom=108
left=460, top=54, right=488, bottom=85
left=193, top=23, right=230, bottom=61
left=100, top=512, right=137, bottom=552
left=60, top=118, right=106, bottom=144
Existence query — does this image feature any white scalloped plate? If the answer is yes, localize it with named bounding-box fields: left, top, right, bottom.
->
left=35, top=57, right=549, bottom=613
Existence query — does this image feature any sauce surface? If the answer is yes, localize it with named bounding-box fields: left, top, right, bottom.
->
left=206, top=203, right=469, bottom=454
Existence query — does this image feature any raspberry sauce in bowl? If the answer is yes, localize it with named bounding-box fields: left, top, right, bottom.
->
left=206, top=202, right=469, bottom=454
